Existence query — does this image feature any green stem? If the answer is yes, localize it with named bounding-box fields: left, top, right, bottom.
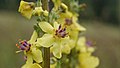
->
left=43, top=48, right=50, bottom=68
left=41, top=0, right=50, bottom=68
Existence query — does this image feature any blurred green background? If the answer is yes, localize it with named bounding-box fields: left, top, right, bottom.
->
left=0, top=0, right=120, bottom=68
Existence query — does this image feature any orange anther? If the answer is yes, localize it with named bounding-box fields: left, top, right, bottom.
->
left=16, top=44, right=20, bottom=48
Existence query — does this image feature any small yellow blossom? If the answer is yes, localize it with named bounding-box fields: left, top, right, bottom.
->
left=18, top=0, right=35, bottom=19
left=58, top=11, right=86, bottom=32
left=77, top=37, right=99, bottom=68
left=37, top=21, right=71, bottom=58
left=79, top=53, right=99, bottom=68
left=57, top=9, right=86, bottom=49
left=76, top=37, right=95, bottom=53
left=16, top=31, right=43, bottom=67
left=33, top=7, right=43, bottom=16
left=57, top=7, right=86, bottom=40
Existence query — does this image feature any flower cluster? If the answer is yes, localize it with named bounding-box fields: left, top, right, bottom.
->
left=77, top=37, right=99, bottom=68
left=16, top=0, right=100, bottom=68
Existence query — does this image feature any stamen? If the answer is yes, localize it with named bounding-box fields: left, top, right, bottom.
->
left=58, top=25, right=61, bottom=30
left=16, top=50, right=22, bottom=53
left=55, top=25, right=68, bottom=38
left=16, top=40, right=31, bottom=52
left=16, top=44, right=20, bottom=48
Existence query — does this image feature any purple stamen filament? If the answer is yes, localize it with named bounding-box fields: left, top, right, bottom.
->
left=55, top=25, right=67, bottom=38
left=16, top=40, right=31, bottom=51
left=86, top=41, right=92, bottom=47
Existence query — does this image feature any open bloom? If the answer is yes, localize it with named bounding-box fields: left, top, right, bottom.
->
left=55, top=3, right=86, bottom=49
left=18, top=0, right=35, bottom=19
left=37, top=21, right=71, bottom=58
left=77, top=37, right=99, bottom=68
left=58, top=3, right=86, bottom=33
left=16, top=31, right=43, bottom=67
left=79, top=52, right=99, bottom=68
left=76, top=37, right=95, bottom=53
left=57, top=9, right=86, bottom=38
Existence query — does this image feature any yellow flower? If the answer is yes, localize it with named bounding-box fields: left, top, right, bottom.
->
left=36, top=21, right=71, bottom=58
left=57, top=4, right=86, bottom=41
left=58, top=11, right=86, bottom=32
left=18, top=0, right=35, bottom=19
left=16, top=31, right=43, bottom=67
left=77, top=37, right=99, bottom=68
left=76, top=37, right=95, bottom=53
left=79, top=53, right=99, bottom=68
left=33, top=7, right=43, bottom=16
left=22, top=54, right=42, bottom=68
left=57, top=9, right=86, bottom=49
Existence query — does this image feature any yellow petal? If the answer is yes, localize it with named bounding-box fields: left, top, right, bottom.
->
left=60, top=11, right=72, bottom=18
left=39, top=21, right=53, bottom=33
left=53, top=21, right=60, bottom=30
left=50, top=57, right=57, bottom=68
left=22, top=64, right=30, bottom=68
left=61, top=3, right=68, bottom=11
left=33, top=7, right=43, bottom=16
left=18, top=1, right=34, bottom=19
left=76, top=37, right=87, bottom=52
left=69, top=29, right=79, bottom=40
left=77, top=37, right=86, bottom=47
left=51, top=43, right=62, bottom=59
left=22, top=10, right=33, bottom=19
left=22, top=63, right=42, bottom=68
left=79, top=53, right=99, bottom=68
left=68, top=39, right=76, bottom=49
left=22, top=53, right=33, bottom=68
left=31, top=48, right=43, bottom=63
left=74, top=22, right=86, bottom=31
left=80, top=47, right=87, bottom=53
left=61, top=44, right=71, bottom=54
left=29, top=31, right=38, bottom=43
left=87, top=47, right=95, bottom=53
left=37, top=34, right=55, bottom=47
left=26, top=54, right=33, bottom=64
left=60, top=36, right=69, bottom=43
left=72, top=16, right=86, bottom=31
left=29, top=63, right=42, bottom=68
left=50, top=63, right=57, bottom=68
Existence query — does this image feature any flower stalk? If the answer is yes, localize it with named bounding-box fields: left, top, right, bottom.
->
left=41, top=0, right=50, bottom=68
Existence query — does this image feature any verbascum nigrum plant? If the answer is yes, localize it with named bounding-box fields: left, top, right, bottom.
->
left=16, top=0, right=100, bottom=68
